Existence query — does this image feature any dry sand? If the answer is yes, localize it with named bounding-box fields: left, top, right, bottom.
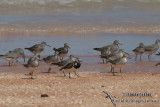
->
left=0, top=73, right=160, bottom=107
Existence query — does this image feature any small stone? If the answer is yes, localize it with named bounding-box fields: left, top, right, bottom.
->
left=41, top=94, right=49, bottom=97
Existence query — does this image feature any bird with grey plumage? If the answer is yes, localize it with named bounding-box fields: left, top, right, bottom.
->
left=25, top=42, right=51, bottom=55
left=59, top=58, right=82, bottom=79
left=23, top=54, right=41, bottom=79
left=108, top=54, right=130, bottom=76
left=101, top=49, right=128, bottom=63
left=93, top=40, right=122, bottom=53
left=0, top=51, right=20, bottom=66
left=100, top=47, right=111, bottom=63
left=42, top=51, right=59, bottom=73
left=53, top=43, right=70, bottom=61
left=144, top=39, right=160, bottom=60
left=10, top=48, right=26, bottom=62
left=52, top=54, right=77, bottom=76
left=132, top=43, right=145, bottom=61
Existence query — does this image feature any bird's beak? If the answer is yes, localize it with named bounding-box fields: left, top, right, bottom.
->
left=118, top=43, right=122, bottom=45
left=23, top=55, right=26, bottom=62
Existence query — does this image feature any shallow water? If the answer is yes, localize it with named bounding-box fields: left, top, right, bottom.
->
left=0, top=33, right=160, bottom=62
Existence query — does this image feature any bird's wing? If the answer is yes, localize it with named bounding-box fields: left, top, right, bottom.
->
left=144, top=44, right=156, bottom=51
left=28, top=44, right=40, bottom=51
left=60, top=62, right=74, bottom=70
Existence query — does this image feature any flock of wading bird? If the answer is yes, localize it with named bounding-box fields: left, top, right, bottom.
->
left=0, top=39, right=160, bottom=79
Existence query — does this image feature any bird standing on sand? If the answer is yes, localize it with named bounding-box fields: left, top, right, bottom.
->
left=43, top=51, right=59, bottom=73
left=144, top=39, right=160, bottom=60
left=53, top=43, right=70, bottom=61
left=59, top=58, right=82, bottom=78
left=11, top=48, right=26, bottom=62
left=93, top=40, right=122, bottom=53
left=23, top=54, right=41, bottom=79
left=108, top=54, right=130, bottom=76
left=25, top=42, right=51, bottom=55
left=132, top=43, right=145, bottom=61
left=0, top=51, right=19, bottom=66
left=52, top=54, right=77, bottom=76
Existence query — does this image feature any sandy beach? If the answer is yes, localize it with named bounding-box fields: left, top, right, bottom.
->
left=0, top=73, right=159, bottom=107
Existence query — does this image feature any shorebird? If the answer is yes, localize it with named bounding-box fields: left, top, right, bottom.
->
left=132, top=43, right=145, bottom=61
left=42, top=51, right=59, bottom=73
left=59, top=58, right=82, bottom=78
left=100, top=48, right=111, bottom=63
left=93, top=40, right=122, bottom=53
left=144, top=39, right=160, bottom=60
left=25, top=42, right=51, bottom=55
left=11, top=48, right=26, bottom=62
left=109, top=54, right=130, bottom=76
left=101, top=49, right=127, bottom=63
left=23, top=54, right=41, bottom=79
left=53, top=43, right=70, bottom=61
left=0, top=51, right=19, bottom=66
left=52, top=54, right=77, bottom=76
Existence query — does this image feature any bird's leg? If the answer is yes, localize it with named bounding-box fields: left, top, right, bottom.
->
left=34, top=71, right=38, bottom=78
left=10, top=61, right=13, bottom=66
left=62, top=71, right=66, bottom=77
left=8, top=61, right=11, bottom=66
left=120, top=68, right=122, bottom=76
left=69, top=72, right=71, bottom=79
left=102, top=58, right=104, bottom=64
left=150, top=54, right=152, bottom=60
left=30, top=71, right=34, bottom=79
left=135, top=54, right=137, bottom=61
left=148, top=54, right=150, bottom=60
left=23, top=55, right=25, bottom=62
left=16, top=59, right=18, bottom=63
left=110, top=65, right=112, bottom=72
left=48, top=67, right=51, bottom=73
left=112, top=67, right=115, bottom=76
left=140, top=55, right=142, bottom=61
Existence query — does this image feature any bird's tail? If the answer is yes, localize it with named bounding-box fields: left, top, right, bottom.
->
left=93, top=48, right=102, bottom=51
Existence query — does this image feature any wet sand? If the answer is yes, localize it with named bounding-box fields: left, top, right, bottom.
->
left=0, top=73, right=160, bottom=107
